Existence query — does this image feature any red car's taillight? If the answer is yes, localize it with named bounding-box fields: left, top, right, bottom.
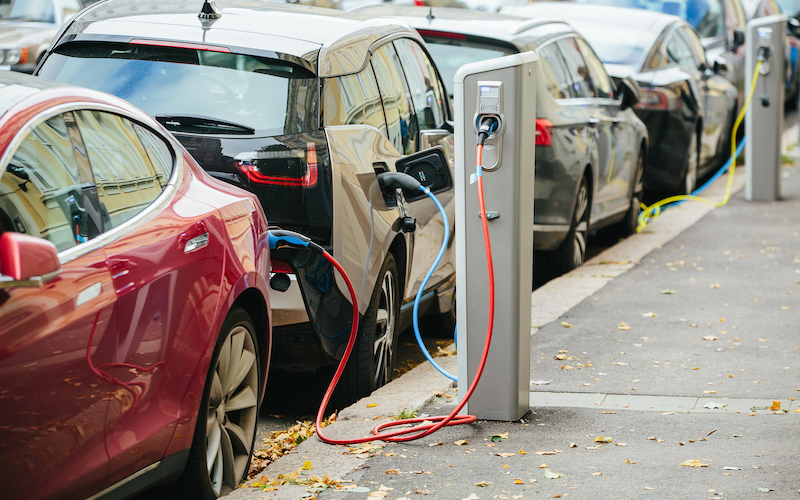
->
left=636, top=88, right=682, bottom=110
left=235, top=143, right=318, bottom=188
left=535, top=118, right=554, bottom=147
left=271, top=259, right=293, bottom=274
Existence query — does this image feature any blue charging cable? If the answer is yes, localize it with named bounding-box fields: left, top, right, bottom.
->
left=412, top=185, right=457, bottom=381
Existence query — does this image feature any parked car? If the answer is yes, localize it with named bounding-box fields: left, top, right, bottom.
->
left=503, top=3, right=738, bottom=195
left=741, top=0, right=800, bottom=104
left=528, top=0, right=748, bottom=110
left=0, top=0, right=98, bottom=73
left=0, top=72, right=272, bottom=499
left=38, top=0, right=458, bottom=402
left=358, top=5, right=648, bottom=272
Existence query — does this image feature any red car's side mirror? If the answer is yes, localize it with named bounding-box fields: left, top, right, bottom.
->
left=0, top=232, right=61, bottom=288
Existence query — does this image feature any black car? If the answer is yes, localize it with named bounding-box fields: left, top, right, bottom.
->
left=505, top=2, right=738, bottom=195
left=38, top=0, right=460, bottom=403
left=358, top=5, right=649, bottom=272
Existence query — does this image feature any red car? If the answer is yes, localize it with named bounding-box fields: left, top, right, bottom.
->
left=0, top=72, right=272, bottom=500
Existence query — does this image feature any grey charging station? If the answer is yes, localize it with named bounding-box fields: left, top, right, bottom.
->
left=454, top=52, right=537, bottom=421
left=745, top=14, right=786, bottom=201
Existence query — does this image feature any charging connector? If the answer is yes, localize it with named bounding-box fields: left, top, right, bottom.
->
left=477, top=116, right=499, bottom=146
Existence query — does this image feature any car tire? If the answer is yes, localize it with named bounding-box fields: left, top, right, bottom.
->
left=550, top=175, right=590, bottom=275
left=174, top=306, right=261, bottom=499
left=680, top=130, right=699, bottom=195
left=334, top=253, right=400, bottom=407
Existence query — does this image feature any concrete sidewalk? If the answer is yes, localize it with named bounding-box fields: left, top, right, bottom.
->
left=230, top=143, right=800, bottom=499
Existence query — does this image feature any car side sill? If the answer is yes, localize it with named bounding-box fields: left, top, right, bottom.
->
left=87, top=449, right=190, bottom=500
left=533, top=224, right=571, bottom=232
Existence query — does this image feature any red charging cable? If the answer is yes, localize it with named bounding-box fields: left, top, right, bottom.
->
left=315, top=143, right=495, bottom=445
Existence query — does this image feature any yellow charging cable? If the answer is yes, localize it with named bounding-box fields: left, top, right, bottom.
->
left=636, top=59, right=764, bottom=232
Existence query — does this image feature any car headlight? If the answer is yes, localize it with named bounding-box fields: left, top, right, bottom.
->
left=3, top=48, right=28, bottom=66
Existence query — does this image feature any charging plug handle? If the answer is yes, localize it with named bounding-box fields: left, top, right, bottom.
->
left=268, top=229, right=324, bottom=253
left=477, top=116, right=499, bottom=146
left=377, top=171, right=422, bottom=192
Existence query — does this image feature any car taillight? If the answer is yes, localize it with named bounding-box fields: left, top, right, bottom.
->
left=234, top=143, right=318, bottom=187
left=636, top=88, right=682, bottom=110
left=414, top=0, right=425, bottom=5
left=535, top=118, right=554, bottom=147
left=271, top=259, right=294, bottom=274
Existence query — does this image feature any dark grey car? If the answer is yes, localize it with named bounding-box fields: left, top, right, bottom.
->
left=504, top=3, right=739, bottom=195
left=358, top=5, right=649, bottom=273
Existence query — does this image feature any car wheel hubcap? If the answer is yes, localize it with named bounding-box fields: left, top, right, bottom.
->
left=206, top=325, right=258, bottom=496
left=373, top=269, right=396, bottom=388
left=572, top=183, right=589, bottom=268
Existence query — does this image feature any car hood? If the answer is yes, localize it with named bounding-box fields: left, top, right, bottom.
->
left=0, top=23, right=56, bottom=47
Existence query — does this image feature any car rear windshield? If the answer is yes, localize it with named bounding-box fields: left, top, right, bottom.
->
left=423, top=39, right=515, bottom=96
left=574, top=0, right=724, bottom=38
left=574, top=25, right=649, bottom=66
left=39, top=42, right=319, bottom=136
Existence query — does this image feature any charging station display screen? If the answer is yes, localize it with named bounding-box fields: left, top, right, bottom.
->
left=480, top=86, right=499, bottom=98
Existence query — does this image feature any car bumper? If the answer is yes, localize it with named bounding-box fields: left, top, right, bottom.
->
left=270, top=274, right=310, bottom=327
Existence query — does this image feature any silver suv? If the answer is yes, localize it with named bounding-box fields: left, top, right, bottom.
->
left=38, top=0, right=457, bottom=403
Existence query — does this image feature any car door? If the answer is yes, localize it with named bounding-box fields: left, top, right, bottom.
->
left=0, top=111, right=117, bottom=500
left=391, top=38, right=456, bottom=301
left=557, top=37, right=630, bottom=221
left=533, top=41, right=595, bottom=237
left=576, top=37, right=639, bottom=217
left=667, top=26, right=733, bottom=167
left=72, top=109, right=228, bottom=485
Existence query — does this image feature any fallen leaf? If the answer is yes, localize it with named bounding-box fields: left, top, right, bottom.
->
left=561, top=322, right=572, bottom=327
left=689, top=324, right=699, bottom=327
left=602, top=411, right=616, bottom=414
left=491, top=433, right=508, bottom=442
left=692, top=367, right=701, bottom=370
left=544, top=470, right=562, bottom=479
left=514, top=479, right=525, bottom=484
left=561, top=365, right=574, bottom=370
left=386, top=469, right=400, bottom=474
left=723, top=466, right=741, bottom=470
left=454, top=440, right=468, bottom=446
left=626, top=459, right=636, bottom=464
left=368, top=492, right=388, bottom=499
left=366, top=403, right=377, bottom=408
left=704, top=402, right=726, bottom=409
left=474, top=481, right=489, bottom=487
left=645, top=487, right=653, bottom=490
left=710, top=284, right=720, bottom=288
left=757, top=488, right=774, bottom=492
left=539, top=463, right=548, bottom=468
left=497, top=452, right=515, bottom=458
left=519, top=449, right=528, bottom=455
left=704, top=390, right=717, bottom=394
left=618, top=321, right=631, bottom=330
left=642, top=312, right=657, bottom=317
left=769, top=401, right=781, bottom=411
left=428, top=442, right=443, bottom=447
left=536, top=450, right=558, bottom=455
left=569, top=443, right=577, bottom=448
left=595, top=436, right=612, bottom=443
left=660, top=289, right=675, bottom=294
left=615, top=443, right=627, bottom=447
left=702, top=336, right=717, bottom=341
left=302, top=460, right=313, bottom=470
left=681, top=459, right=709, bottom=467
left=591, top=472, right=603, bottom=476
left=613, top=361, right=629, bottom=366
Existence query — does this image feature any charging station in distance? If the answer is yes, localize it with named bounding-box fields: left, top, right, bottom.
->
left=745, top=14, right=786, bottom=202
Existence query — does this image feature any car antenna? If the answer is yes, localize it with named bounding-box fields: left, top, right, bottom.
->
left=426, top=7, right=435, bottom=23
left=199, top=0, right=221, bottom=20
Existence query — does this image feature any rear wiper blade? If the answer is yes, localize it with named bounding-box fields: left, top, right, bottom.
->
left=156, top=114, right=255, bottom=135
